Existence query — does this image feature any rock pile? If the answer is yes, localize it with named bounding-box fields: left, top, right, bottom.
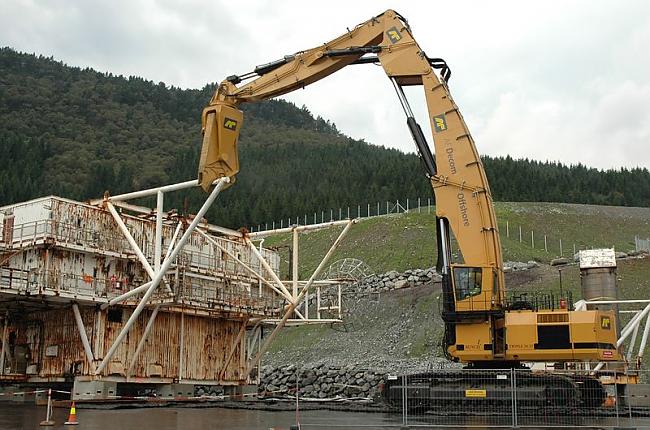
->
left=503, top=261, right=540, bottom=272
left=350, top=267, right=440, bottom=293
left=258, top=364, right=384, bottom=399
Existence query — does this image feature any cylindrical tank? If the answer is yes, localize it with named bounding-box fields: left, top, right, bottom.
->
left=580, top=266, right=618, bottom=307
left=579, top=249, right=620, bottom=336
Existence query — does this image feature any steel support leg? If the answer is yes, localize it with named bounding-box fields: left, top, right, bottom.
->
left=72, top=304, right=95, bottom=371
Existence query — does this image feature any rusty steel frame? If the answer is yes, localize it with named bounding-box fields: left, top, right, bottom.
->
left=195, top=228, right=292, bottom=302
left=245, top=219, right=356, bottom=376
left=94, top=177, right=230, bottom=375
left=101, top=221, right=183, bottom=310
left=122, top=217, right=182, bottom=371
left=219, top=316, right=249, bottom=380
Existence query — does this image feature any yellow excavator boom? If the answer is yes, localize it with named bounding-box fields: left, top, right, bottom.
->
left=196, top=9, right=621, bottom=365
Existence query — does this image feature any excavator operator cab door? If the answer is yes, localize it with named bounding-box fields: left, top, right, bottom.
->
left=451, top=265, right=496, bottom=313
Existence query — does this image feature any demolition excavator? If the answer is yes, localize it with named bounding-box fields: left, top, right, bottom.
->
left=196, top=10, right=622, bottom=408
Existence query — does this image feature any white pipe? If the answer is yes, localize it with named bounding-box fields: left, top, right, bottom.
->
left=107, top=203, right=172, bottom=294
left=247, top=219, right=352, bottom=238
left=584, top=300, right=650, bottom=305
left=620, top=307, right=650, bottom=342
left=246, top=239, right=294, bottom=303
left=95, top=177, right=229, bottom=375
left=108, top=179, right=198, bottom=201
left=595, top=306, right=650, bottom=371
left=165, top=222, right=182, bottom=259
left=628, top=322, right=641, bottom=361
left=127, top=305, right=160, bottom=377
left=72, top=304, right=95, bottom=367
left=196, top=229, right=292, bottom=302
left=639, top=312, right=650, bottom=359
left=292, top=228, right=299, bottom=301
left=100, top=282, right=152, bottom=310
left=154, top=191, right=163, bottom=272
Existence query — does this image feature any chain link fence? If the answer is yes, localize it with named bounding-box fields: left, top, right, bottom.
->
left=261, top=367, right=650, bottom=428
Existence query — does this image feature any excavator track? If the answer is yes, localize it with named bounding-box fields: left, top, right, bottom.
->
left=382, top=370, right=605, bottom=412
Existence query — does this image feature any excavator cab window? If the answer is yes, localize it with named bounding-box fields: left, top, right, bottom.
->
left=453, top=267, right=482, bottom=301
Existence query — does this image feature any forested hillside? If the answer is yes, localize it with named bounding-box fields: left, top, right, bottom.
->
left=1, top=48, right=649, bottom=228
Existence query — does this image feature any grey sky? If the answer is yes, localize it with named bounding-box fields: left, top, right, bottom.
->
left=1, top=0, right=649, bottom=169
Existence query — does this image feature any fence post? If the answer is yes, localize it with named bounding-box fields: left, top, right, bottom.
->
left=544, top=235, right=547, bottom=252
left=428, top=198, right=431, bottom=214
left=339, top=208, right=342, bottom=220
left=531, top=231, right=534, bottom=248
left=330, top=209, right=333, bottom=221
left=511, top=369, right=518, bottom=428
left=418, top=197, right=421, bottom=213
left=367, top=203, right=370, bottom=217
left=519, top=226, right=522, bottom=243
left=402, top=374, right=408, bottom=426
left=347, top=207, right=350, bottom=219
left=406, top=198, right=409, bottom=212
left=559, top=238, right=563, bottom=256
left=396, top=199, right=400, bottom=213
left=377, top=202, right=380, bottom=216
left=358, top=205, right=360, bottom=218
left=573, top=243, right=576, bottom=256
left=386, top=201, right=389, bottom=214
left=506, top=220, right=509, bottom=238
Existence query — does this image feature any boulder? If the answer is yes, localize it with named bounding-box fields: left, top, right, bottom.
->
left=550, top=257, right=569, bottom=266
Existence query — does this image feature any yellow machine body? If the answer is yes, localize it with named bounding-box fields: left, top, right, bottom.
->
left=196, top=9, right=625, bottom=368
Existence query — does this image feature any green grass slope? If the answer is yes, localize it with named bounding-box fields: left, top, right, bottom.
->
left=264, top=202, right=650, bottom=277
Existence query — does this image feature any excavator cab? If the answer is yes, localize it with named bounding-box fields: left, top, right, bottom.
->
left=451, top=265, right=498, bottom=313
left=198, top=102, right=243, bottom=191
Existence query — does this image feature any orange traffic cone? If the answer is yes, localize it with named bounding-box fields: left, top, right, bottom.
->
left=64, top=401, right=79, bottom=425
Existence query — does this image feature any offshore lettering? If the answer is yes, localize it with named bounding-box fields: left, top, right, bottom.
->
left=458, top=193, right=470, bottom=227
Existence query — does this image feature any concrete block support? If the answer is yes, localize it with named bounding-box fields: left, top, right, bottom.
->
left=157, top=383, right=194, bottom=398
left=72, top=380, right=118, bottom=400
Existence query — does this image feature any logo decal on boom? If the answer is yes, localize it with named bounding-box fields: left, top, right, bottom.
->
left=433, top=114, right=447, bottom=132
left=223, top=118, right=238, bottom=131
left=601, top=316, right=611, bottom=330
left=386, top=27, right=402, bottom=44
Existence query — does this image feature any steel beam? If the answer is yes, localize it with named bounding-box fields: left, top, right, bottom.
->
left=247, top=219, right=351, bottom=239
left=126, top=304, right=160, bottom=377
left=246, top=239, right=294, bottom=303
left=100, top=282, right=152, bottom=310
left=154, top=190, right=164, bottom=272
left=108, top=179, right=198, bottom=201
left=72, top=304, right=95, bottom=370
left=196, top=229, right=292, bottom=302
left=106, top=203, right=172, bottom=294
left=95, top=177, right=229, bottom=375
left=292, top=228, right=299, bottom=302
left=639, top=312, right=650, bottom=359
left=246, top=220, right=355, bottom=375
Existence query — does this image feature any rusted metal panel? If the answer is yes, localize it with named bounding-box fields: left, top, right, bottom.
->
left=1, top=195, right=285, bottom=384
